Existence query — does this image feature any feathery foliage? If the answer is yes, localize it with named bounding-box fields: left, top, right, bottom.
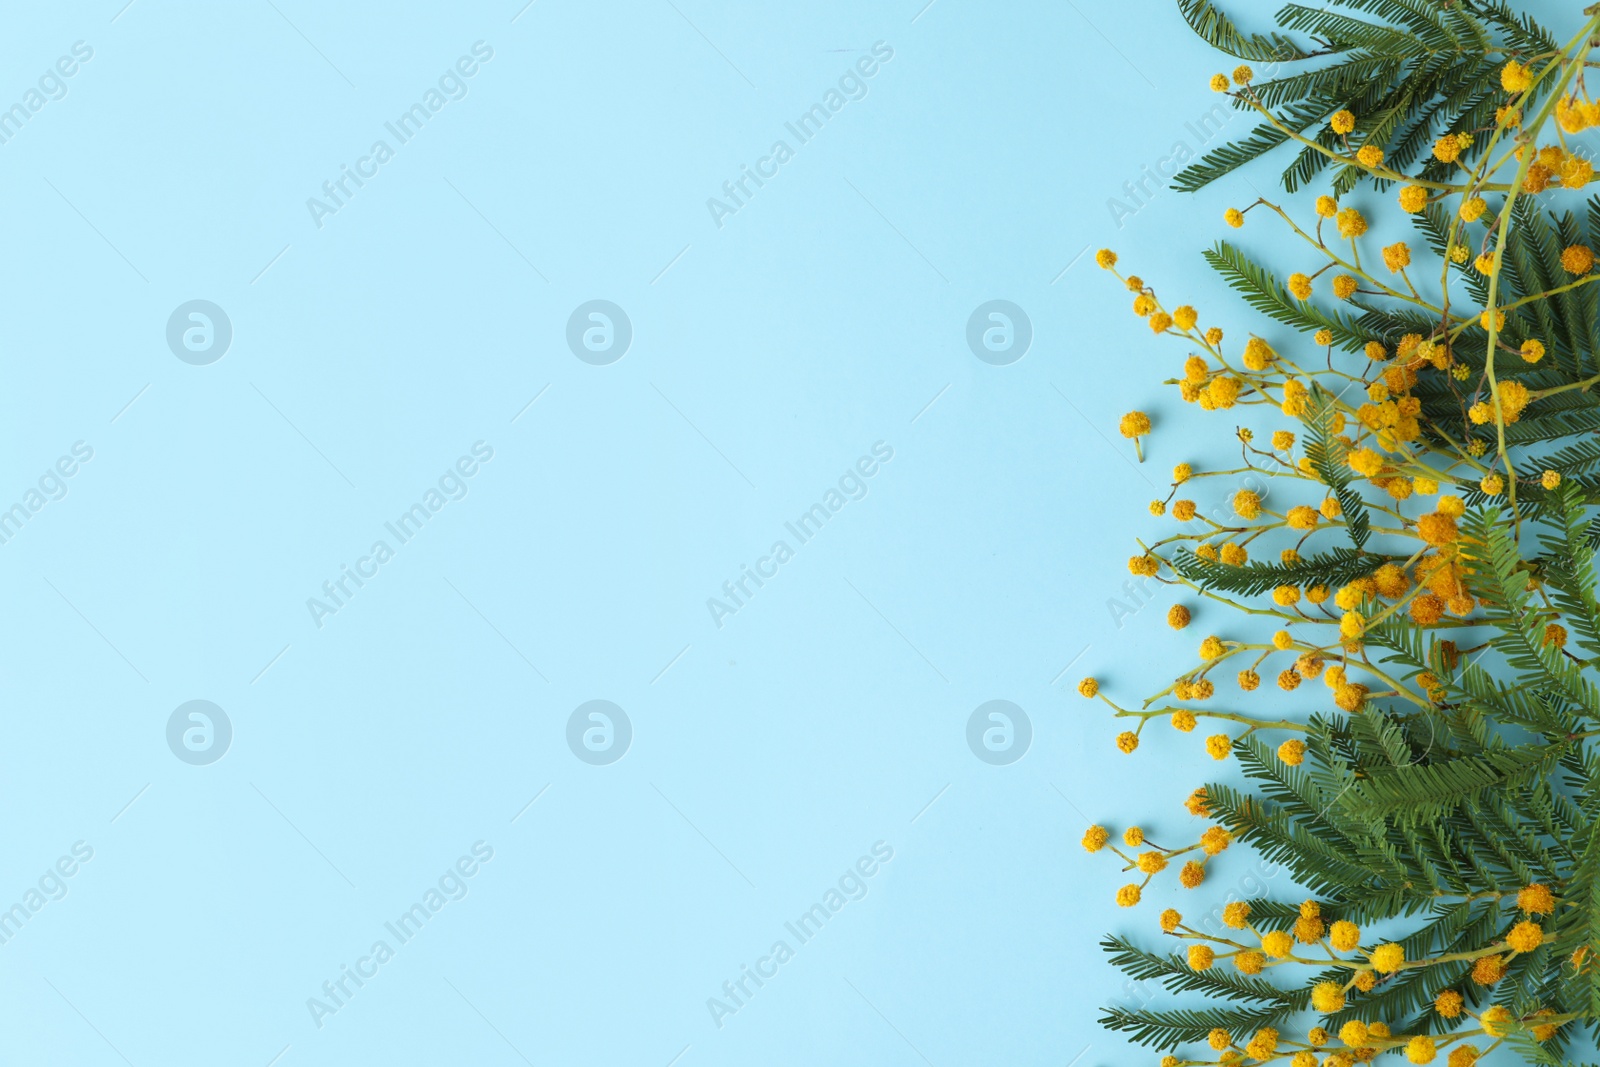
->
left=1083, top=3, right=1600, bottom=1065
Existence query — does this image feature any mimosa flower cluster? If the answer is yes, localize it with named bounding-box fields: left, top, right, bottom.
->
left=1081, top=5, right=1600, bottom=1065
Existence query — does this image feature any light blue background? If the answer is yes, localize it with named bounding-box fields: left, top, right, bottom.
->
left=0, top=1, right=1578, bottom=1064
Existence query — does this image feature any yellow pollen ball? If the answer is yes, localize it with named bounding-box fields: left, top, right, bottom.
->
left=1507, top=920, right=1544, bottom=953
left=1311, top=981, right=1344, bottom=1013
left=1325, top=277, right=1357, bottom=305
left=1201, top=827, right=1231, bottom=855
left=1519, top=883, right=1555, bottom=915
left=1371, top=942, right=1405, bottom=973
left=1261, top=930, right=1293, bottom=958
left=1245, top=1028, right=1278, bottom=1060
left=1349, top=448, right=1384, bottom=477
left=1412, top=594, right=1445, bottom=625
left=1501, top=60, right=1532, bottom=92
left=1420, top=511, right=1459, bottom=547
left=1339, top=1021, right=1369, bottom=1048
left=1330, top=920, right=1361, bottom=952
left=1287, top=504, right=1318, bottom=530
left=1563, top=157, right=1593, bottom=188
left=1407, top=1036, right=1437, bottom=1065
